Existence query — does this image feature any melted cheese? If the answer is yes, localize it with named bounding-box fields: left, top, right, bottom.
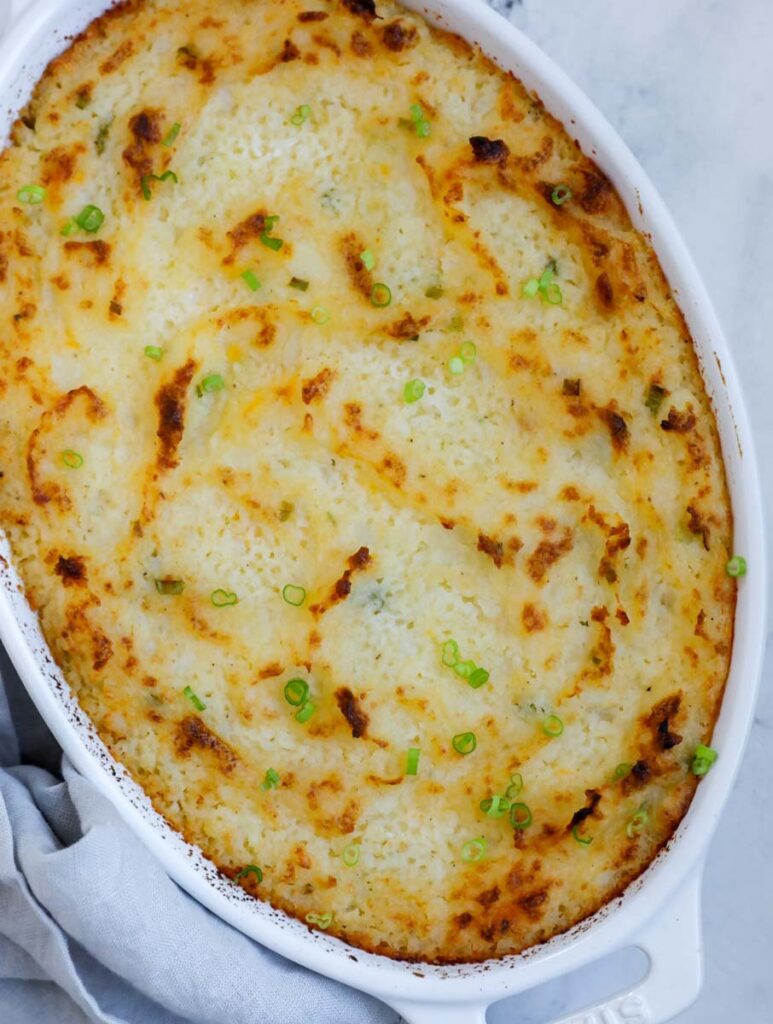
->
left=0, top=0, right=734, bottom=962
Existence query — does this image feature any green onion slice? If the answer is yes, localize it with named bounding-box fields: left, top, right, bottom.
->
left=260, top=215, right=283, bottom=251
left=626, top=804, right=649, bottom=839
left=461, top=837, right=487, bottom=863
left=551, top=184, right=573, bottom=206
left=452, top=731, right=476, bottom=755
left=295, top=701, right=316, bottom=724
left=17, top=184, right=46, bottom=205
left=196, top=373, right=225, bottom=396
left=282, top=583, right=306, bottom=607
left=241, top=269, right=261, bottom=291
left=342, top=843, right=360, bottom=867
left=691, top=743, right=718, bottom=777
left=305, top=912, right=333, bottom=929
left=290, top=104, right=311, bottom=126
left=543, top=714, right=564, bottom=737
left=725, top=555, right=747, bottom=578
left=311, top=305, right=330, bottom=325
left=61, top=449, right=84, bottom=469
left=425, top=282, right=444, bottom=299
left=261, top=768, right=280, bottom=790
left=403, top=378, right=425, bottom=404
left=645, top=383, right=667, bottom=414
left=284, top=678, right=309, bottom=707
left=406, top=747, right=421, bottom=775
left=448, top=355, right=464, bottom=375
left=60, top=219, right=78, bottom=237
left=441, top=639, right=459, bottom=667
left=460, top=341, right=477, bottom=363
left=468, top=667, right=489, bottom=689
left=452, top=659, right=475, bottom=680
left=211, top=589, right=238, bottom=607
left=509, top=802, right=532, bottom=830
left=480, top=795, right=510, bottom=819
left=572, top=824, right=593, bottom=846
left=289, top=276, right=309, bottom=291
left=183, top=684, right=206, bottom=711
left=74, top=204, right=105, bottom=233
left=522, top=278, right=540, bottom=298
left=505, top=773, right=523, bottom=799
left=155, top=577, right=184, bottom=596
left=144, top=345, right=163, bottom=361
left=543, top=282, right=563, bottom=305
left=235, top=864, right=263, bottom=883
left=370, top=282, right=392, bottom=308
left=141, top=171, right=178, bottom=201
left=360, top=249, right=376, bottom=271
left=613, top=762, right=632, bottom=782
left=162, top=122, right=181, bottom=147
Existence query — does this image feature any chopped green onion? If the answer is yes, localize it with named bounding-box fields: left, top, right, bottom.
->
left=75, top=90, right=90, bottom=110
left=409, top=103, right=424, bottom=122
left=144, top=345, right=163, bottom=361
left=289, top=276, right=309, bottom=291
left=645, top=383, right=667, bottom=414
left=61, top=449, right=83, bottom=469
left=460, top=341, right=477, bottom=363
left=505, top=773, right=523, bottom=799
left=95, top=118, right=112, bottom=155
left=448, top=356, right=464, bottom=375
left=141, top=171, right=178, bottom=201
left=401, top=103, right=431, bottom=138
left=290, top=104, right=311, bottom=126
left=425, top=282, right=444, bottom=299
left=725, top=555, right=747, bottom=578
left=543, top=282, right=563, bottom=305
left=691, top=743, right=718, bottom=777
left=448, top=314, right=464, bottom=332
left=277, top=500, right=294, bottom=521
left=74, top=204, right=104, bottom=233
left=260, top=215, right=283, bottom=251
left=441, top=639, right=459, bottom=667
left=311, top=306, right=330, bottom=325
left=551, top=184, right=573, bottom=206
left=261, top=768, right=280, bottom=790
left=305, top=911, right=333, bottom=929
left=403, top=378, right=425, bottom=403
left=613, top=762, right=632, bottom=782
left=196, top=373, right=225, bottom=396
left=480, top=795, right=510, bottom=818
left=370, top=282, right=392, bottom=308
left=461, top=837, right=487, bottom=863
left=342, top=843, right=360, bottom=867
left=235, top=864, right=263, bottom=883
left=468, top=667, right=489, bottom=689
left=524, top=261, right=563, bottom=305
left=162, top=122, right=181, bottom=147
left=509, top=802, right=532, bottom=830
left=155, top=578, right=184, bottom=595
left=183, top=685, right=206, bottom=711
left=295, top=701, right=316, bottom=724
left=522, top=278, right=540, bottom=298
left=360, top=249, right=376, bottom=271
left=16, top=184, right=46, bottom=205
left=282, top=583, right=306, bottom=607
left=452, top=731, right=476, bottom=755
left=60, top=219, right=78, bottom=237
left=241, top=269, right=261, bottom=292
left=211, top=589, right=238, bottom=607
left=543, top=714, right=564, bottom=737
left=406, top=747, right=421, bottom=775
left=284, top=678, right=309, bottom=707
left=572, top=824, right=593, bottom=846
left=452, top=659, right=475, bottom=680
left=626, top=804, right=649, bottom=839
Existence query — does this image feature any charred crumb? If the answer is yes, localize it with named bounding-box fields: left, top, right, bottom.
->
left=469, top=135, right=510, bottom=165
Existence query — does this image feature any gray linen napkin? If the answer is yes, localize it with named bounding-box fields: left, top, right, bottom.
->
left=0, top=646, right=401, bottom=1024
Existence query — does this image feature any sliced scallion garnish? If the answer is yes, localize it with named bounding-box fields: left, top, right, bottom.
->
left=403, top=378, right=425, bottom=403
left=505, top=773, right=523, bottom=798
left=311, top=305, right=330, bottom=324
left=360, top=249, right=375, bottom=271
left=183, top=685, right=206, bottom=711
left=370, top=282, right=392, bottom=308
left=290, top=104, right=311, bottom=126
left=725, top=555, right=746, bottom=578
left=289, top=276, right=309, bottom=291
left=468, top=667, right=489, bottom=689
left=162, top=122, right=181, bottom=147
left=141, top=170, right=178, bottom=201
left=144, top=345, right=163, bottom=361
left=282, top=584, right=306, bottom=607
left=441, top=639, right=459, bottom=667
left=295, top=701, right=316, bottom=724
left=155, top=578, right=184, bottom=595
left=196, top=373, right=225, bottom=396
left=509, top=802, right=532, bottom=829
left=461, top=837, right=486, bottom=863
left=261, top=768, right=280, bottom=790
left=406, top=747, right=421, bottom=775
left=551, top=184, right=572, bottom=206
left=284, top=678, right=309, bottom=707
left=305, top=911, right=333, bottom=928
left=17, top=184, right=46, bottom=205
left=61, top=449, right=83, bottom=469
left=235, top=864, right=263, bottom=883
left=241, top=269, right=261, bottom=291
left=460, top=341, right=477, bottom=363
left=448, top=356, right=464, bottom=375
left=211, top=589, right=238, bottom=607
left=572, top=824, right=593, bottom=846
left=626, top=804, right=649, bottom=839
left=74, top=204, right=104, bottom=233
left=613, top=762, right=632, bottom=782
left=691, top=743, right=718, bottom=776
left=260, top=215, right=283, bottom=251
left=452, top=731, right=476, bottom=755
left=542, top=714, right=564, bottom=737
left=480, top=795, right=510, bottom=819
left=342, top=843, right=360, bottom=867
left=523, top=260, right=563, bottom=305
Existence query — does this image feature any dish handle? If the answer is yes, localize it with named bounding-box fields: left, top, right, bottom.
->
left=387, top=869, right=703, bottom=1024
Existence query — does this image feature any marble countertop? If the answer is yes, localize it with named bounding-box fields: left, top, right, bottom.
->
left=485, top=1, right=773, bottom=1021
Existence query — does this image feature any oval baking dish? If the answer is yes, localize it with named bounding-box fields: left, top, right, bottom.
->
left=0, top=0, right=765, bottom=1021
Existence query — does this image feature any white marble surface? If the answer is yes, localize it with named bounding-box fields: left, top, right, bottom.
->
left=485, top=0, right=773, bottom=1021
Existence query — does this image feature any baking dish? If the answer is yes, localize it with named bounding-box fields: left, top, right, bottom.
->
left=0, top=0, right=765, bottom=1021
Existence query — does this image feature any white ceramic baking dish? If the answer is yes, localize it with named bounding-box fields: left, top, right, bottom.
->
left=0, top=0, right=765, bottom=1021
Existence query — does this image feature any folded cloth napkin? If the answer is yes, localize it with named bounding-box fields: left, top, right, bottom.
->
left=0, top=646, right=400, bottom=1024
